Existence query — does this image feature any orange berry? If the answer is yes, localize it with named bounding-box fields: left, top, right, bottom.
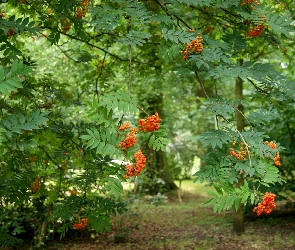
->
left=119, top=121, right=130, bottom=130
left=119, top=127, right=137, bottom=150
left=181, top=33, right=203, bottom=59
left=73, top=218, right=88, bottom=230
left=61, top=18, right=71, bottom=34
left=253, top=192, right=276, bottom=216
left=71, top=189, right=78, bottom=196
left=124, top=150, right=146, bottom=178
left=30, top=177, right=41, bottom=192
left=7, top=28, right=14, bottom=37
left=138, top=113, right=162, bottom=132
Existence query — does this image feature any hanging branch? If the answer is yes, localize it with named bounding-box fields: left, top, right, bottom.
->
left=56, top=45, right=80, bottom=63
left=153, top=0, right=192, bottom=30
left=247, top=77, right=270, bottom=94
left=129, top=44, right=132, bottom=96
left=194, top=70, right=210, bottom=99
left=95, top=52, right=107, bottom=97
left=217, top=114, right=252, bottom=168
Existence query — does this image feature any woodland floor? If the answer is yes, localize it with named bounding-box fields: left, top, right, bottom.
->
left=3, top=182, right=295, bottom=250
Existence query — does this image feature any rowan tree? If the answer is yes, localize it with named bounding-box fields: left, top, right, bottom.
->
left=0, top=0, right=294, bottom=247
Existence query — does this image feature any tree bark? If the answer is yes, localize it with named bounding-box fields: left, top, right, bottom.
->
left=233, top=59, right=245, bottom=235
left=233, top=177, right=244, bottom=235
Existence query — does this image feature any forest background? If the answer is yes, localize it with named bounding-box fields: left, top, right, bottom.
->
left=1, top=0, right=295, bottom=248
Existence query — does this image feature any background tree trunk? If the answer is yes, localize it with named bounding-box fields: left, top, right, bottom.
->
left=233, top=59, right=245, bottom=235
left=138, top=86, right=177, bottom=194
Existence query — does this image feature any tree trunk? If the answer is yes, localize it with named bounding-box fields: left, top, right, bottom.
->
left=233, top=59, right=245, bottom=235
left=138, top=86, right=177, bottom=194
left=233, top=177, right=244, bottom=235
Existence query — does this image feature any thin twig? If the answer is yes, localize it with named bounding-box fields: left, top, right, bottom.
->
left=234, top=106, right=254, bottom=131
left=218, top=114, right=252, bottom=168
left=95, top=52, right=107, bottom=96
left=153, top=0, right=192, bottom=29
left=137, top=106, right=149, bottom=116
left=129, top=44, right=132, bottom=96
left=56, top=45, right=80, bottom=63
left=247, top=77, right=270, bottom=94
left=194, top=71, right=210, bottom=99
left=38, top=145, right=61, bottom=169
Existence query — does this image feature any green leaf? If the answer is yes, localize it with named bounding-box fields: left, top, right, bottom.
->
left=1, top=111, right=48, bottom=134
left=213, top=183, right=223, bottom=196
left=234, top=198, right=241, bottom=211
left=0, top=65, right=4, bottom=82
left=262, top=165, right=280, bottom=184
left=203, top=197, right=215, bottom=206
left=225, top=194, right=235, bottom=210
left=103, top=177, right=124, bottom=199
left=57, top=223, right=70, bottom=240
left=198, top=129, right=233, bottom=149
left=266, top=11, right=294, bottom=38
left=206, top=188, right=218, bottom=198
left=88, top=214, right=111, bottom=234
left=250, top=193, right=255, bottom=204
left=0, top=59, right=33, bottom=94
left=241, top=191, right=249, bottom=204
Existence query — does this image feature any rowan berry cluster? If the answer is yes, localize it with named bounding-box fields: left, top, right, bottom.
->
left=273, top=152, right=281, bottom=167
left=42, top=101, right=55, bottom=110
left=73, top=218, right=88, bottom=230
left=181, top=33, right=203, bottom=60
left=30, top=177, right=41, bottom=193
left=76, top=0, right=89, bottom=18
left=124, top=150, right=146, bottom=178
left=29, top=155, right=37, bottom=163
left=241, top=0, right=260, bottom=9
left=76, top=148, right=83, bottom=158
left=264, top=141, right=281, bottom=167
left=1, top=10, right=6, bottom=18
left=253, top=192, right=276, bottom=216
left=119, top=121, right=130, bottom=131
left=246, top=23, right=264, bottom=37
left=70, top=189, right=78, bottom=196
left=119, top=113, right=161, bottom=178
left=264, top=140, right=276, bottom=149
left=229, top=141, right=249, bottom=161
left=61, top=161, right=68, bottom=171
left=119, top=127, right=137, bottom=150
left=61, top=18, right=71, bottom=34
left=7, top=28, right=14, bottom=37
left=138, top=112, right=162, bottom=132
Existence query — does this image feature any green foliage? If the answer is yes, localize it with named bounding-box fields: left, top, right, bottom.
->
left=80, top=127, right=121, bottom=156
left=265, top=8, right=295, bottom=38
left=162, top=28, right=195, bottom=44
left=2, top=111, right=49, bottom=134
left=0, top=60, right=32, bottom=95
left=193, top=127, right=285, bottom=211
left=147, top=127, right=170, bottom=151
left=197, top=129, right=233, bottom=149
left=102, top=177, right=124, bottom=199
left=98, top=90, right=138, bottom=115
left=0, top=231, right=24, bottom=247
left=0, top=15, right=39, bottom=35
